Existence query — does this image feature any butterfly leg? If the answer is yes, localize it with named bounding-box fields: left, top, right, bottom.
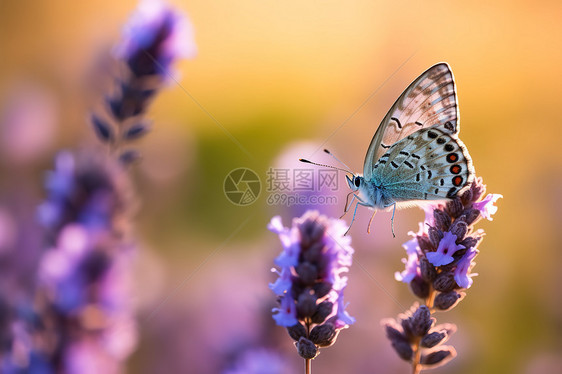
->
left=390, top=202, right=397, bottom=238
left=345, top=199, right=371, bottom=235
left=367, top=209, right=377, bottom=234
left=344, top=199, right=361, bottom=236
left=340, top=192, right=356, bottom=219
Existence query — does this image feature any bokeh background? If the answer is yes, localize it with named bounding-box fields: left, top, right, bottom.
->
left=1, top=0, right=561, bottom=373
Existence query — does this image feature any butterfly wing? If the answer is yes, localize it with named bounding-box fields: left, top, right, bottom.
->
left=363, top=63, right=459, bottom=179
left=370, top=124, right=475, bottom=206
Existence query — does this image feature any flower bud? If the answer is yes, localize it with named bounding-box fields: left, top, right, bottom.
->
left=434, top=291, right=463, bottom=311
left=420, top=257, right=437, bottom=282
left=460, top=188, right=473, bottom=205
left=470, top=179, right=486, bottom=202
left=462, top=208, right=481, bottom=225
left=296, top=262, right=318, bottom=285
left=302, top=241, right=323, bottom=263
left=445, top=197, right=464, bottom=218
left=410, top=276, right=430, bottom=299
left=391, top=340, right=413, bottom=361
left=287, top=323, right=307, bottom=341
left=298, top=219, right=325, bottom=248
left=382, top=320, right=407, bottom=343
left=421, top=331, right=447, bottom=348
left=428, top=227, right=443, bottom=248
left=296, top=337, right=318, bottom=359
left=433, top=210, right=451, bottom=232
left=459, top=236, right=479, bottom=250
left=401, top=318, right=414, bottom=339
left=433, top=272, right=456, bottom=292
left=310, top=323, right=337, bottom=347
left=449, top=220, right=468, bottom=241
left=417, top=237, right=433, bottom=253
left=313, top=281, right=332, bottom=299
left=411, top=305, right=433, bottom=337
left=311, top=301, right=333, bottom=324
left=297, top=292, right=317, bottom=318
left=420, top=346, right=456, bottom=368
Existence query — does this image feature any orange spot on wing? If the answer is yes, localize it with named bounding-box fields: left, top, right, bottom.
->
left=453, top=176, right=463, bottom=186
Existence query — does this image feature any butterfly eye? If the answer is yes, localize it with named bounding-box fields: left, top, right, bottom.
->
left=354, top=178, right=361, bottom=188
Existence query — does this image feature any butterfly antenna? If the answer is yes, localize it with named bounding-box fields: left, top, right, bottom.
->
left=299, top=159, right=353, bottom=175
left=323, top=149, right=353, bottom=172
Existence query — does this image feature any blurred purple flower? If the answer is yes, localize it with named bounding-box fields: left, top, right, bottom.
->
left=0, top=82, right=57, bottom=165
left=333, top=288, right=355, bottom=329
left=269, top=267, right=292, bottom=297
left=7, top=151, right=138, bottom=373
left=37, top=151, right=133, bottom=234
left=269, top=211, right=354, bottom=361
left=115, top=0, right=196, bottom=77
left=1, top=1, right=195, bottom=372
left=222, top=348, right=292, bottom=374
left=271, top=292, right=298, bottom=327
left=92, top=0, right=196, bottom=163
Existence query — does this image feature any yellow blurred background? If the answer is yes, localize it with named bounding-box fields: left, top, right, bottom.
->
left=1, top=0, right=561, bottom=373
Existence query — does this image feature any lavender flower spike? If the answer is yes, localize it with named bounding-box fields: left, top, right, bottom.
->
left=92, top=0, right=196, bottom=163
left=269, top=211, right=354, bottom=365
left=385, top=177, right=502, bottom=372
left=115, top=0, right=196, bottom=77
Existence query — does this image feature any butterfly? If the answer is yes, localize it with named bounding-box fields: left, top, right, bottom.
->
left=301, top=63, right=475, bottom=236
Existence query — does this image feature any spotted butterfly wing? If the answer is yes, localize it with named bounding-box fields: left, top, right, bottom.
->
left=370, top=125, right=474, bottom=206
left=363, top=63, right=459, bottom=180
left=364, top=63, right=474, bottom=205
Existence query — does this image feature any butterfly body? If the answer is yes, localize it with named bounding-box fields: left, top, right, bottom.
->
left=342, top=63, right=475, bottom=235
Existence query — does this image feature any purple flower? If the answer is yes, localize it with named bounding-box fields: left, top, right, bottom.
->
left=37, top=152, right=76, bottom=228
left=426, top=232, right=465, bottom=266
left=395, top=252, right=420, bottom=283
left=382, top=305, right=457, bottom=368
left=333, top=288, right=355, bottom=329
left=115, top=0, right=196, bottom=76
left=269, top=211, right=354, bottom=359
left=269, top=267, right=292, bottom=296
left=385, top=177, right=501, bottom=371
left=268, top=216, right=299, bottom=268
left=222, top=348, right=292, bottom=374
left=404, top=229, right=422, bottom=255
left=92, top=0, right=196, bottom=163
left=472, top=193, right=502, bottom=221
left=272, top=294, right=298, bottom=327
left=18, top=151, right=138, bottom=373
left=454, top=248, right=478, bottom=289
left=37, top=152, right=133, bottom=234
left=395, top=229, right=423, bottom=283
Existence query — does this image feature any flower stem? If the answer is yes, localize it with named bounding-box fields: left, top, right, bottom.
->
left=411, top=336, right=422, bottom=374
left=304, top=320, right=312, bottom=374
left=425, top=288, right=436, bottom=310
